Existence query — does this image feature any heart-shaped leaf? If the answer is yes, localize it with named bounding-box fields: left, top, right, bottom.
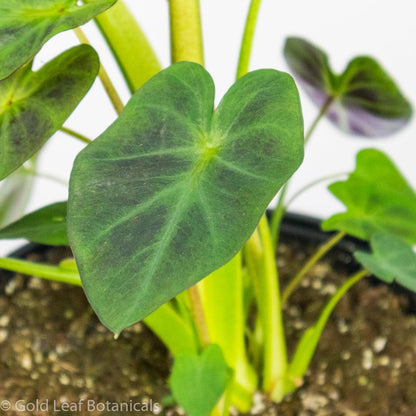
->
left=170, top=344, right=229, bottom=416
left=322, top=149, right=416, bottom=244
left=284, top=37, right=412, bottom=137
left=355, top=233, right=416, bottom=292
left=0, top=44, right=99, bottom=180
left=0, top=0, right=115, bottom=79
left=68, top=62, right=304, bottom=333
left=0, top=201, right=68, bottom=245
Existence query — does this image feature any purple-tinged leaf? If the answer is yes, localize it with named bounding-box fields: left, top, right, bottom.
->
left=284, top=37, right=412, bottom=138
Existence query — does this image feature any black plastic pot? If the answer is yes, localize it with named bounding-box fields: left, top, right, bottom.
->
left=1, top=212, right=416, bottom=415
left=1, top=212, right=414, bottom=309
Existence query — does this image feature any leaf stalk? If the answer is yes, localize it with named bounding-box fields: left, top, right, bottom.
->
left=286, top=268, right=369, bottom=392
left=236, top=0, right=263, bottom=79
left=282, top=231, right=346, bottom=304
left=73, top=27, right=124, bottom=115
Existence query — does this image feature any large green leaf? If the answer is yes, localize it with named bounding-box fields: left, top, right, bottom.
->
left=284, top=37, right=412, bottom=137
left=68, top=62, right=304, bottom=333
left=170, top=344, right=229, bottom=416
left=355, top=233, right=416, bottom=292
left=322, top=149, right=416, bottom=244
left=0, top=0, right=115, bottom=80
left=0, top=44, right=99, bottom=180
left=0, top=201, right=68, bottom=245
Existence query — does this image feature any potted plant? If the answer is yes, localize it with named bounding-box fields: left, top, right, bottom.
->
left=0, top=1, right=415, bottom=415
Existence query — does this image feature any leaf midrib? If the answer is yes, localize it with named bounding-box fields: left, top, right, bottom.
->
left=106, top=149, right=225, bottom=325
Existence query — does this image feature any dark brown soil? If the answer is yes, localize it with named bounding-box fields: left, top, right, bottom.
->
left=0, top=239, right=416, bottom=416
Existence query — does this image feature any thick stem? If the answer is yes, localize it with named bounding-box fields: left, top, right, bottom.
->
left=236, top=0, right=263, bottom=79
left=188, top=285, right=210, bottom=347
left=200, top=254, right=257, bottom=411
left=169, top=0, right=204, bottom=65
left=245, top=217, right=287, bottom=401
left=281, top=231, right=345, bottom=305
left=286, top=269, right=368, bottom=391
left=60, top=126, right=92, bottom=144
left=73, top=27, right=124, bottom=115
left=258, top=217, right=287, bottom=400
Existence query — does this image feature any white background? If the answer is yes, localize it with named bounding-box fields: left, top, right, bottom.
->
left=1, top=0, right=415, bottom=255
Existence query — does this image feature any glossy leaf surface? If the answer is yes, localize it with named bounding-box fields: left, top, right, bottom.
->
left=0, top=0, right=115, bottom=79
left=322, top=149, right=416, bottom=244
left=0, top=201, right=68, bottom=245
left=284, top=37, right=412, bottom=137
left=355, top=233, right=416, bottom=292
left=170, top=344, right=228, bottom=416
left=0, top=45, right=99, bottom=180
left=68, top=62, right=304, bottom=333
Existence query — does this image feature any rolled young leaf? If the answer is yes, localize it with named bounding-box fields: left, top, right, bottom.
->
left=355, top=232, right=416, bottom=292
left=0, top=0, right=116, bottom=80
left=284, top=37, right=412, bottom=137
left=0, top=44, right=99, bottom=180
left=322, top=149, right=416, bottom=244
left=0, top=201, right=68, bottom=245
left=68, top=62, right=304, bottom=333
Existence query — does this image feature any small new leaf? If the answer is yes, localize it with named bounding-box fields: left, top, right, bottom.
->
left=0, top=45, right=99, bottom=180
left=322, top=149, right=416, bottom=244
left=0, top=202, right=68, bottom=246
left=0, top=0, right=115, bottom=79
left=68, top=62, right=304, bottom=333
left=170, top=344, right=228, bottom=416
left=284, top=37, right=412, bottom=137
left=355, top=233, right=416, bottom=292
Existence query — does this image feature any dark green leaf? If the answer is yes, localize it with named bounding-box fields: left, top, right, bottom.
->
left=170, top=344, right=228, bottom=416
left=0, top=0, right=115, bottom=79
left=322, top=149, right=416, bottom=244
left=355, top=233, right=416, bottom=292
left=284, top=37, right=412, bottom=137
left=68, top=62, right=304, bottom=333
left=0, top=201, right=68, bottom=245
left=0, top=44, right=99, bottom=180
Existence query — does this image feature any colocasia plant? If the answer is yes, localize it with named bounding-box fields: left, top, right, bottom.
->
left=0, top=1, right=415, bottom=415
